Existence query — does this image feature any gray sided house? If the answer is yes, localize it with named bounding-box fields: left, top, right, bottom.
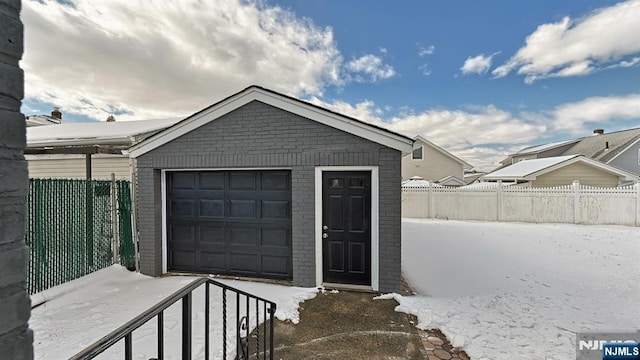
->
left=129, top=86, right=413, bottom=292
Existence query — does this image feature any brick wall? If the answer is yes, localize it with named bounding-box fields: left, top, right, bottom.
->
left=0, top=0, right=33, bottom=358
left=137, top=100, right=402, bottom=292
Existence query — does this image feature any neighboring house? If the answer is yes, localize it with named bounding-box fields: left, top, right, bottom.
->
left=498, top=128, right=640, bottom=176
left=402, top=135, right=472, bottom=185
left=25, top=118, right=180, bottom=180
left=437, top=175, right=467, bottom=187
left=26, top=107, right=63, bottom=127
left=463, top=169, right=486, bottom=185
left=483, top=155, right=638, bottom=187
left=128, top=85, right=413, bottom=293
left=401, top=176, right=443, bottom=188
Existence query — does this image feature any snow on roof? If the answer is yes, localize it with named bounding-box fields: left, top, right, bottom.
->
left=402, top=176, right=444, bottom=188
left=27, top=118, right=182, bottom=147
left=459, top=181, right=518, bottom=189
left=26, top=115, right=62, bottom=127
left=515, top=139, right=579, bottom=155
left=483, top=155, right=579, bottom=179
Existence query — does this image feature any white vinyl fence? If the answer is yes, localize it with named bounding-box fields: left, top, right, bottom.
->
left=402, top=181, right=640, bottom=226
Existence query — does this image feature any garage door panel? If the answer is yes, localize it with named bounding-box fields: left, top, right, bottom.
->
left=199, top=225, right=224, bottom=244
left=261, top=228, right=289, bottom=247
left=262, top=172, right=290, bottom=190
left=262, top=255, right=289, bottom=276
left=199, top=172, right=225, bottom=190
left=229, top=199, right=257, bottom=219
left=170, top=224, right=196, bottom=246
left=167, top=170, right=292, bottom=279
left=199, top=251, right=225, bottom=271
left=230, top=253, right=258, bottom=273
left=229, top=172, right=257, bottom=190
left=262, top=200, right=289, bottom=219
left=229, top=227, right=258, bottom=246
left=199, top=199, right=224, bottom=217
left=171, top=173, right=196, bottom=189
left=170, top=199, right=196, bottom=217
left=171, top=250, right=196, bottom=269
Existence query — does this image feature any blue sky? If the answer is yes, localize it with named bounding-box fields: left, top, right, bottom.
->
left=21, top=0, right=640, bottom=169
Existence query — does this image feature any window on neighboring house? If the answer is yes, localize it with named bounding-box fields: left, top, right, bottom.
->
left=412, top=146, right=423, bottom=160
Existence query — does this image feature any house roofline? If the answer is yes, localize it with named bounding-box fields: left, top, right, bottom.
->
left=129, top=85, right=414, bottom=158
left=411, top=135, right=473, bottom=168
left=484, top=155, right=639, bottom=181
left=510, top=139, right=581, bottom=157
left=605, top=135, right=640, bottom=164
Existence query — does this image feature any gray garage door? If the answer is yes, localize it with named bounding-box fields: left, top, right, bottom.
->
left=167, top=170, right=292, bottom=279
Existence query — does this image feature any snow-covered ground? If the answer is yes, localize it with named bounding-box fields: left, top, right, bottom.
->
left=392, top=219, right=640, bottom=360
left=29, top=266, right=317, bottom=359
left=29, top=219, right=640, bottom=359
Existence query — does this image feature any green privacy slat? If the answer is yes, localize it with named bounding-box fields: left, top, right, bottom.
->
left=26, top=178, right=135, bottom=294
left=117, top=181, right=135, bottom=269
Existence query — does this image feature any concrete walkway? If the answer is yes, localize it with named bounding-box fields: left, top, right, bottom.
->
left=266, top=289, right=471, bottom=360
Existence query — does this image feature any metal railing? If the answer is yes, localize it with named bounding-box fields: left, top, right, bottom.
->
left=70, top=277, right=277, bottom=360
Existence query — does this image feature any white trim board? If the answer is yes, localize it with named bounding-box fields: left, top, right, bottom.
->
left=25, top=154, right=128, bottom=160
left=314, top=166, right=379, bottom=291
left=130, top=86, right=413, bottom=158
left=161, top=169, right=168, bottom=274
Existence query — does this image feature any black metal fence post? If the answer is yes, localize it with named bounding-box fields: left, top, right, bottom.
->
left=182, top=292, right=192, bottom=360
left=70, top=278, right=277, bottom=360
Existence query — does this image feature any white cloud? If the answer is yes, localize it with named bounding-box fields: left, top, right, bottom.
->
left=22, top=0, right=348, bottom=121
left=418, top=64, right=432, bottom=76
left=307, top=97, right=385, bottom=127
left=419, top=45, right=435, bottom=57
left=309, top=97, right=546, bottom=170
left=460, top=53, right=499, bottom=75
left=309, top=93, right=640, bottom=170
left=605, top=57, right=640, bottom=69
left=345, top=54, right=396, bottom=82
left=493, top=0, right=640, bottom=82
left=548, top=93, right=640, bottom=133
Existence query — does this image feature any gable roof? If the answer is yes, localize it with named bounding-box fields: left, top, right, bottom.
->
left=515, top=138, right=581, bottom=156
left=27, top=118, right=182, bottom=148
left=504, top=127, right=640, bottom=166
left=26, top=115, right=62, bottom=127
left=410, top=135, right=473, bottom=169
left=483, top=155, right=638, bottom=181
left=561, top=128, right=640, bottom=163
left=129, top=86, right=413, bottom=158
left=437, top=175, right=466, bottom=186
left=401, top=176, right=443, bottom=188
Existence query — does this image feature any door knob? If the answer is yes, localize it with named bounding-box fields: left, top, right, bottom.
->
left=322, top=225, right=328, bottom=230
left=322, top=233, right=328, bottom=239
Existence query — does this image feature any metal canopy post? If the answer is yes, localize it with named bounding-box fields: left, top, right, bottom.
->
left=85, top=153, right=92, bottom=180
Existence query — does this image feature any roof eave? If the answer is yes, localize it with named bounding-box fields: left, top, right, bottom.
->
left=413, top=135, right=472, bottom=167
left=27, top=137, right=133, bottom=148
left=482, top=176, right=527, bottom=181
left=130, top=86, right=414, bottom=158
left=605, top=136, right=640, bottom=164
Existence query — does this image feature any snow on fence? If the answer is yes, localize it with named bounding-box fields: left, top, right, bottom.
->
left=402, top=181, right=640, bottom=226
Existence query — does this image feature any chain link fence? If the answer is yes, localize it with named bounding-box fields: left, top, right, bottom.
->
left=26, top=178, right=137, bottom=294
